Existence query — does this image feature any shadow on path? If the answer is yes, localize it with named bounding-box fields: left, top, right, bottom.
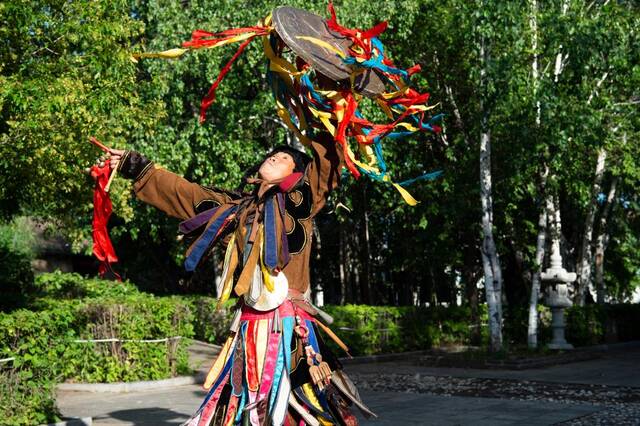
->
left=98, top=407, right=189, bottom=426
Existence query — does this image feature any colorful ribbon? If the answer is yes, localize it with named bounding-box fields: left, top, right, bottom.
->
left=133, top=2, right=443, bottom=205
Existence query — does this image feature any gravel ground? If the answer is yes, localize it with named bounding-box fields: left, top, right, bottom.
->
left=350, top=372, right=640, bottom=425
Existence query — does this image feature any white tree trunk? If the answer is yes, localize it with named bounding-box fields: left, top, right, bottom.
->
left=480, top=125, right=503, bottom=352
left=595, top=176, right=617, bottom=304
left=527, top=195, right=547, bottom=349
left=527, top=0, right=546, bottom=350
left=479, top=35, right=503, bottom=351
left=576, top=148, right=607, bottom=305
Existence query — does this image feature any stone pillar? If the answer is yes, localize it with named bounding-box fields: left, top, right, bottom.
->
left=541, top=237, right=576, bottom=350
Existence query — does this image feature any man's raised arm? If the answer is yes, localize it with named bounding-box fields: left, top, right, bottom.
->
left=305, top=133, right=344, bottom=217
left=110, top=149, right=231, bottom=220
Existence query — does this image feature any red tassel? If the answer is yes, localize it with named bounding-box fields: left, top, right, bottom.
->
left=360, top=21, right=388, bottom=39
left=406, top=64, right=422, bottom=76
left=333, top=93, right=360, bottom=178
left=91, top=163, right=121, bottom=281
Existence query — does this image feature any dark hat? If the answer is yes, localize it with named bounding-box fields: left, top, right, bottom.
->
left=264, top=145, right=312, bottom=173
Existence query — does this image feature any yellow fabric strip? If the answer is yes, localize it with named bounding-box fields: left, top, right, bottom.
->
left=217, top=234, right=238, bottom=309
left=392, top=182, right=419, bottom=206
left=131, top=48, right=188, bottom=63
left=259, top=228, right=275, bottom=292
left=204, top=335, right=235, bottom=389
left=295, top=36, right=346, bottom=59
left=255, top=319, right=269, bottom=381
left=302, top=383, right=323, bottom=411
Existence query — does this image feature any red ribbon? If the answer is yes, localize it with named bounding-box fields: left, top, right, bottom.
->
left=180, top=26, right=271, bottom=123
left=327, top=1, right=388, bottom=58
left=90, top=163, right=121, bottom=281
left=198, top=36, right=257, bottom=123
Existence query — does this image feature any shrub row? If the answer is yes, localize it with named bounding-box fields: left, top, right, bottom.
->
left=0, top=272, right=195, bottom=425
left=2, top=271, right=639, bottom=425
left=190, top=301, right=640, bottom=356
left=188, top=303, right=489, bottom=356
left=503, top=303, right=640, bottom=347
left=321, top=304, right=488, bottom=356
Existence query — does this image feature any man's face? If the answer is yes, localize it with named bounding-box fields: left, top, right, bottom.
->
left=258, top=151, right=296, bottom=182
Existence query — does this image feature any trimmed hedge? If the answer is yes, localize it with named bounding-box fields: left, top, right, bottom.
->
left=1, top=272, right=195, bottom=383
left=188, top=301, right=640, bottom=356
left=189, top=303, right=489, bottom=356
left=322, top=304, right=488, bottom=356
left=0, top=272, right=195, bottom=425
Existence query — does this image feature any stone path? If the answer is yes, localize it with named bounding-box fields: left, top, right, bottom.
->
left=56, top=386, right=601, bottom=426
left=346, top=346, right=640, bottom=388
left=55, top=345, right=640, bottom=425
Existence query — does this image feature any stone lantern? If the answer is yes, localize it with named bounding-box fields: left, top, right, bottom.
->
left=541, top=238, right=576, bottom=350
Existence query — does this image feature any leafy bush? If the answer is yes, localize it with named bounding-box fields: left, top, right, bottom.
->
left=0, top=217, right=36, bottom=311
left=502, top=304, right=552, bottom=346
left=1, top=274, right=195, bottom=384
left=0, top=367, right=60, bottom=426
left=187, top=296, right=236, bottom=345
left=321, top=304, right=488, bottom=356
left=502, top=303, right=640, bottom=348
left=565, top=305, right=606, bottom=346
left=30, top=271, right=143, bottom=304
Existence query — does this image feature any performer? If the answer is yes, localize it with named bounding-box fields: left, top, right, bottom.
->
left=108, top=131, right=372, bottom=425
left=100, top=4, right=441, bottom=425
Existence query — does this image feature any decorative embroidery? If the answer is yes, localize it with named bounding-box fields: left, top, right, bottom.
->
left=285, top=182, right=312, bottom=254
left=194, top=199, right=221, bottom=213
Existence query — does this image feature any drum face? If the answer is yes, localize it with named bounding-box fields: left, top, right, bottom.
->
left=272, top=6, right=384, bottom=97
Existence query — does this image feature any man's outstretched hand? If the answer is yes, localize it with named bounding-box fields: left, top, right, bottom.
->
left=108, top=148, right=125, bottom=170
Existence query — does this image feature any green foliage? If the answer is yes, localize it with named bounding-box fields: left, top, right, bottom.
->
left=320, top=303, right=640, bottom=355
left=1, top=273, right=194, bottom=384
left=0, top=272, right=197, bottom=425
left=565, top=304, right=640, bottom=346
left=33, top=270, right=140, bottom=300
left=565, top=305, right=606, bottom=346
left=186, top=296, right=236, bottom=345
left=322, top=304, right=488, bottom=356
left=502, top=304, right=552, bottom=346
left=503, top=304, right=640, bottom=347
left=0, top=0, right=160, bottom=250
left=0, top=367, right=60, bottom=426
left=0, top=218, right=36, bottom=311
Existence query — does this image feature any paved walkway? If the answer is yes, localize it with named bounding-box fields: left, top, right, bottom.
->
left=56, top=345, right=640, bottom=425
left=347, top=346, right=640, bottom=388
left=57, top=386, right=600, bottom=426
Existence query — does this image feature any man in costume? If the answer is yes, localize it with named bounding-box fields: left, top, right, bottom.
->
left=100, top=4, right=441, bottom=425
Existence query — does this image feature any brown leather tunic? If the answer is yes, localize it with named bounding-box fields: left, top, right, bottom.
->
left=129, top=137, right=342, bottom=294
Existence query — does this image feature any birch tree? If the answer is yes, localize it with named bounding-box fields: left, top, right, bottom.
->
left=526, top=0, right=546, bottom=349
left=527, top=0, right=570, bottom=348
left=576, top=148, right=607, bottom=305
left=595, top=175, right=618, bottom=303
left=477, top=2, right=503, bottom=351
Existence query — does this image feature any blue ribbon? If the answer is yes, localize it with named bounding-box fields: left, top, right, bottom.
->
left=264, top=196, right=278, bottom=270
left=269, top=316, right=294, bottom=411
left=184, top=205, right=238, bottom=272
left=196, top=349, right=234, bottom=412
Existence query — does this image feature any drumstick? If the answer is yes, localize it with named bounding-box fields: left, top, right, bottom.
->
left=104, top=158, right=120, bottom=193
left=89, top=136, right=110, bottom=153
left=89, top=136, right=118, bottom=192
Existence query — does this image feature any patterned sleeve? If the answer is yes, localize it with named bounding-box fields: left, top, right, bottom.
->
left=305, top=133, right=344, bottom=217
left=118, top=151, right=232, bottom=220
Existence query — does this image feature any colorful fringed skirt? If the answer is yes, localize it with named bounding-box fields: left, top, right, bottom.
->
left=184, top=299, right=375, bottom=426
